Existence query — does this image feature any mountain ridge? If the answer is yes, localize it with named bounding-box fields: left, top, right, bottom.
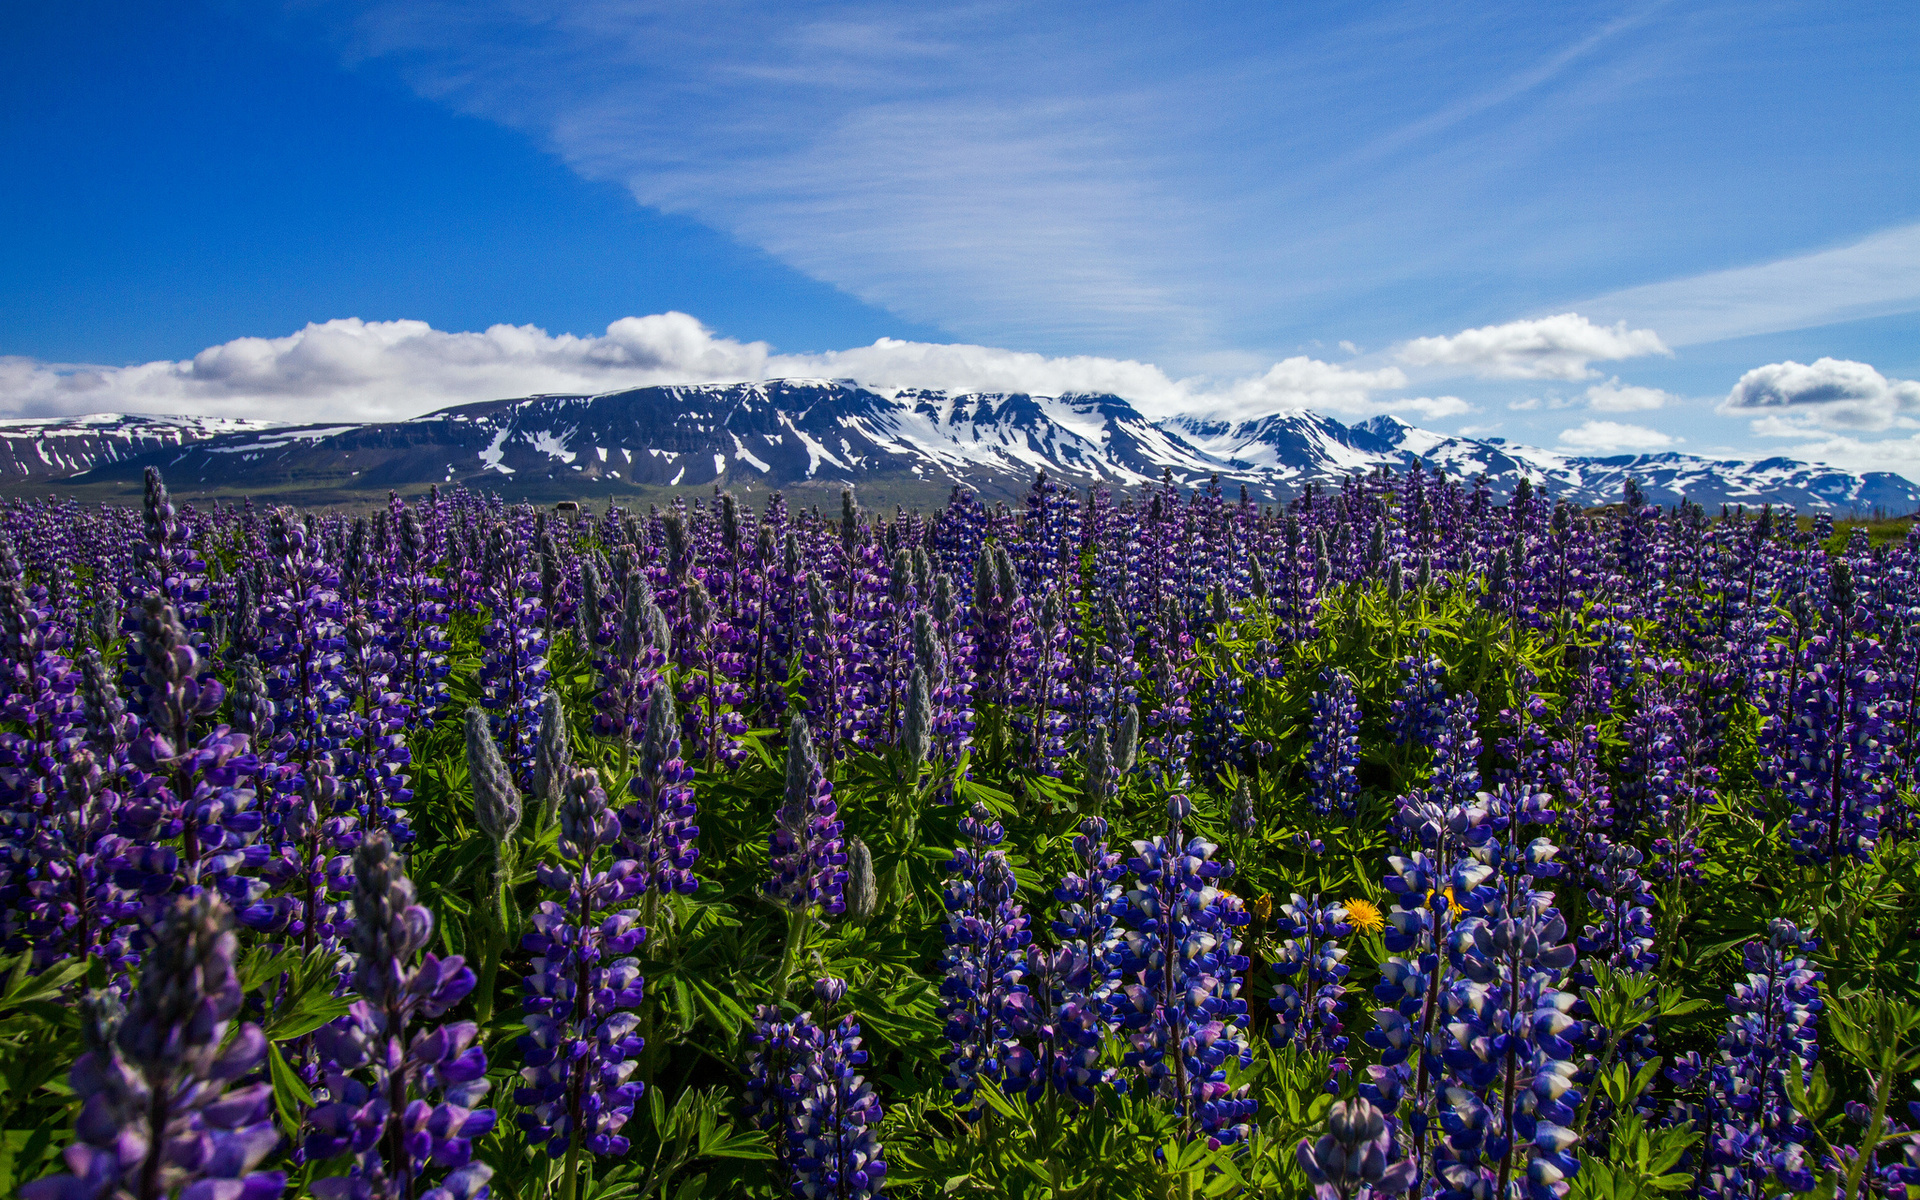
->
left=8, top=383, right=1917, bottom=513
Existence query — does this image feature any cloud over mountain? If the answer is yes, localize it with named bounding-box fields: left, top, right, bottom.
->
left=1721, top=357, right=1920, bottom=434
left=1397, top=313, right=1670, bottom=381
left=0, top=313, right=1425, bottom=426
left=1557, top=419, right=1676, bottom=453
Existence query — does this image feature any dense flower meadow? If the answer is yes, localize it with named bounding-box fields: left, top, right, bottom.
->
left=0, top=462, right=1916, bottom=1200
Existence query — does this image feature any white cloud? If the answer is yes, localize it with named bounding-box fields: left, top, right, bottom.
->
left=1720, top=357, right=1920, bottom=434
left=0, top=315, right=773, bottom=425
left=0, top=313, right=1419, bottom=426
left=1508, top=397, right=1541, bottom=411
left=1557, top=420, right=1676, bottom=453
left=1584, top=378, right=1673, bottom=412
left=1386, top=395, right=1469, bottom=420
left=1576, top=221, right=1920, bottom=347
left=1201, top=357, right=1409, bottom=419
left=1770, top=433, right=1920, bottom=477
left=1396, top=313, right=1670, bottom=381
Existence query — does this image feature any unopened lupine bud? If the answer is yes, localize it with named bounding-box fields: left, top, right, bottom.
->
left=840, top=488, right=860, bottom=556
left=807, top=572, right=832, bottom=637
left=843, top=837, right=876, bottom=922
left=1114, top=704, right=1140, bottom=775
left=530, top=690, right=572, bottom=826
left=350, top=830, right=434, bottom=1008
left=1231, top=776, right=1256, bottom=836
left=1083, top=725, right=1113, bottom=813
left=230, top=653, right=274, bottom=738
left=688, top=578, right=713, bottom=633
left=815, top=974, right=849, bottom=1008
left=932, top=573, right=954, bottom=627
left=902, top=667, right=932, bottom=777
left=663, top=510, right=689, bottom=579
left=994, top=544, right=1021, bottom=609
left=721, top=491, right=740, bottom=554
left=890, top=548, right=912, bottom=606
left=912, top=610, right=941, bottom=681
left=575, top=556, right=603, bottom=648
left=466, top=707, right=521, bottom=845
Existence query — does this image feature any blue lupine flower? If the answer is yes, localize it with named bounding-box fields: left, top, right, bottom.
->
left=1308, top=669, right=1362, bottom=820
left=1270, top=894, right=1353, bottom=1057
left=1113, top=796, right=1255, bottom=1149
left=516, top=769, right=648, bottom=1159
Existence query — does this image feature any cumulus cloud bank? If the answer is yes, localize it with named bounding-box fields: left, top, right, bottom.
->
left=0, top=313, right=1436, bottom=427
left=1397, top=313, right=1670, bottom=380
left=1720, top=357, right=1920, bottom=435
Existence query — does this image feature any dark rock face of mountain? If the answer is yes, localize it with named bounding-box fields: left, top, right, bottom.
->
left=17, top=382, right=1920, bottom=513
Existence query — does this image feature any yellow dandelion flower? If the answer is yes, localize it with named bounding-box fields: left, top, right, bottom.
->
left=1253, top=893, right=1274, bottom=925
left=1345, top=897, right=1385, bottom=934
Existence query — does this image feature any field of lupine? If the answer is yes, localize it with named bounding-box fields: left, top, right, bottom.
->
left=0, top=462, right=1916, bottom=1200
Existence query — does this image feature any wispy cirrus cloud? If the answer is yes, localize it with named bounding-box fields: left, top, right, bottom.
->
left=1576, top=221, right=1920, bottom=347
left=294, top=0, right=1900, bottom=368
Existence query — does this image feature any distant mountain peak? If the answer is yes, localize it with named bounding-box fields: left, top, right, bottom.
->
left=4, top=384, right=1914, bottom=514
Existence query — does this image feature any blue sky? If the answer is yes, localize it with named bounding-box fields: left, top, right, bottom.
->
left=4, top=0, right=1918, bottom=474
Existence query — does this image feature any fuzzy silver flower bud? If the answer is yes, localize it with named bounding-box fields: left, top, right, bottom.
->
left=901, top=667, right=932, bottom=780
left=466, top=707, right=521, bottom=846
left=1114, top=704, right=1140, bottom=775
left=530, top=690, right=572, bottom=827
left=843, top=837, right=876, bottom=923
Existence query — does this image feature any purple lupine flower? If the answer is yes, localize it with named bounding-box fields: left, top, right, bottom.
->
left=936, top=806, right=1032, bottom=1116
left=744, top=1005, right=821, bottom=1181
left=792, top=1013, right=887, bottom=1200
left=592, top=573, right=668, bottom=743
left=307, top=830, right=495, bottom=1199
left=1770, top=563, right=1889, bottom=865
left=476, top=522, right=551, bottom=786
left=1389, top=635, right=1446, bottom=752
left=1113, top=795, right=1255, bottom=1149
left=1307, top=668, right=1362, bottom=820
left=766, top=714, right=846, bottom=916
left=1296, top=1097, right=1417, bottom=1200
left=622, top=680, right=700, bottom=897
left=1428, top=783, right=1582, bottom=1200
left=1701, top=919, right=1823, bottom=1200
left=1270, top=894, right=1353, bottom=1058
left=24, top=893, right=286, bottom=1200
left=516, top=768, right=648, bottom=1160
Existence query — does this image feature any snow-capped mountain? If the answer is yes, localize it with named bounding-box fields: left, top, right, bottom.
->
left=16, top=382, right=1920, bottom=512
left=0, top=412, right=282, bottom=485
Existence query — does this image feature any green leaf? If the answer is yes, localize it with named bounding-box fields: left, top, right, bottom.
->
left=670, top=1174, right=706, bottom=1200
left=267, top=1041, right=313, bottom=1138
left=262, top=991, right=352, bottom=1041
